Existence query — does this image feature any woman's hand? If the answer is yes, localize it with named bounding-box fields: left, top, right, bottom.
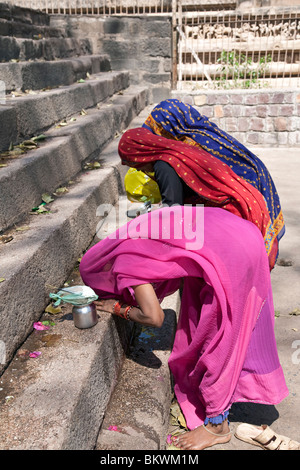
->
left=94, top=284, right=164, bottom=328
left=94, top=299, right=116, bottom=313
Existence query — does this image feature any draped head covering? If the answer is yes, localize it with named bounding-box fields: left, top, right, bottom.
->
left=142, top=98, right=285, bottom=253
left=118, top=127, right=278, bottom=269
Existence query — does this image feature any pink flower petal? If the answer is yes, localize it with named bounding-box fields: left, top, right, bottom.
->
left=166, top=434, right=172, bottom=445
left=29, top=351, right=41, bottom=358
left=108, top=425, right=121, bottom=432
left=33, top=322, right=49, bottom=331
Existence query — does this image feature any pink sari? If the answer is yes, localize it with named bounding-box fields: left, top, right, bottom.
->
left=79, top=206, right=288, bottom=429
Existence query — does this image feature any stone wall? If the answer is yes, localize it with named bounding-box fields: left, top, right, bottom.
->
left=50, top=14, right=172, bottom=102
left=173, top=88, right=300, bottom=146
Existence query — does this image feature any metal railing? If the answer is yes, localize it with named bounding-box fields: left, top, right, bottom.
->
left=177, top=7, right=300, bottom=89
left=9, top=0, right=173, bottom=15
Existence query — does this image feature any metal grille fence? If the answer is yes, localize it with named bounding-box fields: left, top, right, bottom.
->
left=9, top=0, right=172, bottom=15
left=177, top=7, right=300, bottom=90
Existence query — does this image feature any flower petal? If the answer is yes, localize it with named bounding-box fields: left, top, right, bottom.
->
left=33, top=322, right=49, bottom=330
left=29, top=351, right=41, bottom=358
left=108, top=425, right=120, bottom=432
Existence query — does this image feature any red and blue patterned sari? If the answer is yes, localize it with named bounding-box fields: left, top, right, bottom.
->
left=142, top=99, right=285, bottom=263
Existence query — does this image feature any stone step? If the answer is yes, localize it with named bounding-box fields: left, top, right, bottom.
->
left=0, top=69, right=130, bottom=153
left=0, top=260, right=179, bottom=451
left=0, top=35, right=92, bottom=62
left=0, top=101, right=152, bottom=377
left=0, top=2, right=50, bottom=27
left=0, top=198, right=135, bottom=450
left=0, top=54, right=111, bottom=93
left=96, top=292, right=179, bottom=451
left=0, top=104, right=179, bottom=451
left=0, top=83, right=149, bottom=232
left=0, top=16, right=67, bottom=39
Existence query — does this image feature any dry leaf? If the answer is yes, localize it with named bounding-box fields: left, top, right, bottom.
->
left=42, top=193, right=54, bottom=204
left=32, top=134, right=47, bottom=142
left=54, top=187, right=68, bottom=195
left=15, top=226, right=30, bottom=232
left=0, top=148, right=24, bottom=158
left=0, top=235, right=13, bottom=244
left=45, top=303, right=62, bottom=315
left=83, top=161, right=101, bottom=170
left=170, top=400, right=187, bottom=429
left=56, top=120, right=68, bottom=128
left=290, top=308, right=300, bottom=316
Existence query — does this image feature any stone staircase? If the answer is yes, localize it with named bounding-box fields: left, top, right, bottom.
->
left=0, top=2, right=178, bottom=450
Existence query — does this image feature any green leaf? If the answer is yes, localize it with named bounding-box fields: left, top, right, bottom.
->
left=31, top=202, right=50, bottom=214
left=32, top=134, right=47, bottom=142
left=31, top=202, right=46, bottom=211
left=41, top=320, right=55, bottom=326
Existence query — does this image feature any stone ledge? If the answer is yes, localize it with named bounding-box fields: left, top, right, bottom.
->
left=0, top=70, right=130, bottom=152
left=0, top=54, right=111, bottom=92
left=0, top=85, right=149, bottom=232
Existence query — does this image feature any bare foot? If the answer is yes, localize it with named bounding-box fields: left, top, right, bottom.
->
left=172, top=420, right=231, bottom=450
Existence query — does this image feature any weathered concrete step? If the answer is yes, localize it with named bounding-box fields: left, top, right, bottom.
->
left=0, top=2, right=66, bottom=39
left=0, top=16, right=67, bottom=39
left=0, top=162, right=123, bottom=379
left=0, top=2, right=50, bottom=27
left=0, top=2, right=50, bottom=26
left=0, top=54, right=111, bottom=93
left=0, top=85, right=149, bottom=232
left=0, top=235, right=134, bottom=450
left=0, top=102, right=179, bottom=451
left=96, top=293, right=179, bottom=451
left=0, top=102, right=153, bottom=375
left=0, top=273, right=179, bottom=450
left=0, top=69, right=130, bottom=152
left=0, top=35, right=92, bottom=62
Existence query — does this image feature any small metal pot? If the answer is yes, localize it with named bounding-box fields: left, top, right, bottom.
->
left=72, top=302, right=98, bottom=329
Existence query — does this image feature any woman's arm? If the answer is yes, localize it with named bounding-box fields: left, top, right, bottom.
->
left=94, top=283, right=164, bottom=328
left=132, top=284, right=164, bottom=327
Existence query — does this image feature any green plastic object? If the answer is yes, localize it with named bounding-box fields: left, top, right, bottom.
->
left=49, top=285, right=98, bottom=306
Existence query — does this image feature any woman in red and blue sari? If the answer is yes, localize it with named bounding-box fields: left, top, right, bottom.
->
left=119, top=127, right=280, bottom=270
left=142, top=99, right=285, bottom=267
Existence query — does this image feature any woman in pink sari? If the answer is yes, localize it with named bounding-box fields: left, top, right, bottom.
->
left=79, top=205, right=288, bottom=450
